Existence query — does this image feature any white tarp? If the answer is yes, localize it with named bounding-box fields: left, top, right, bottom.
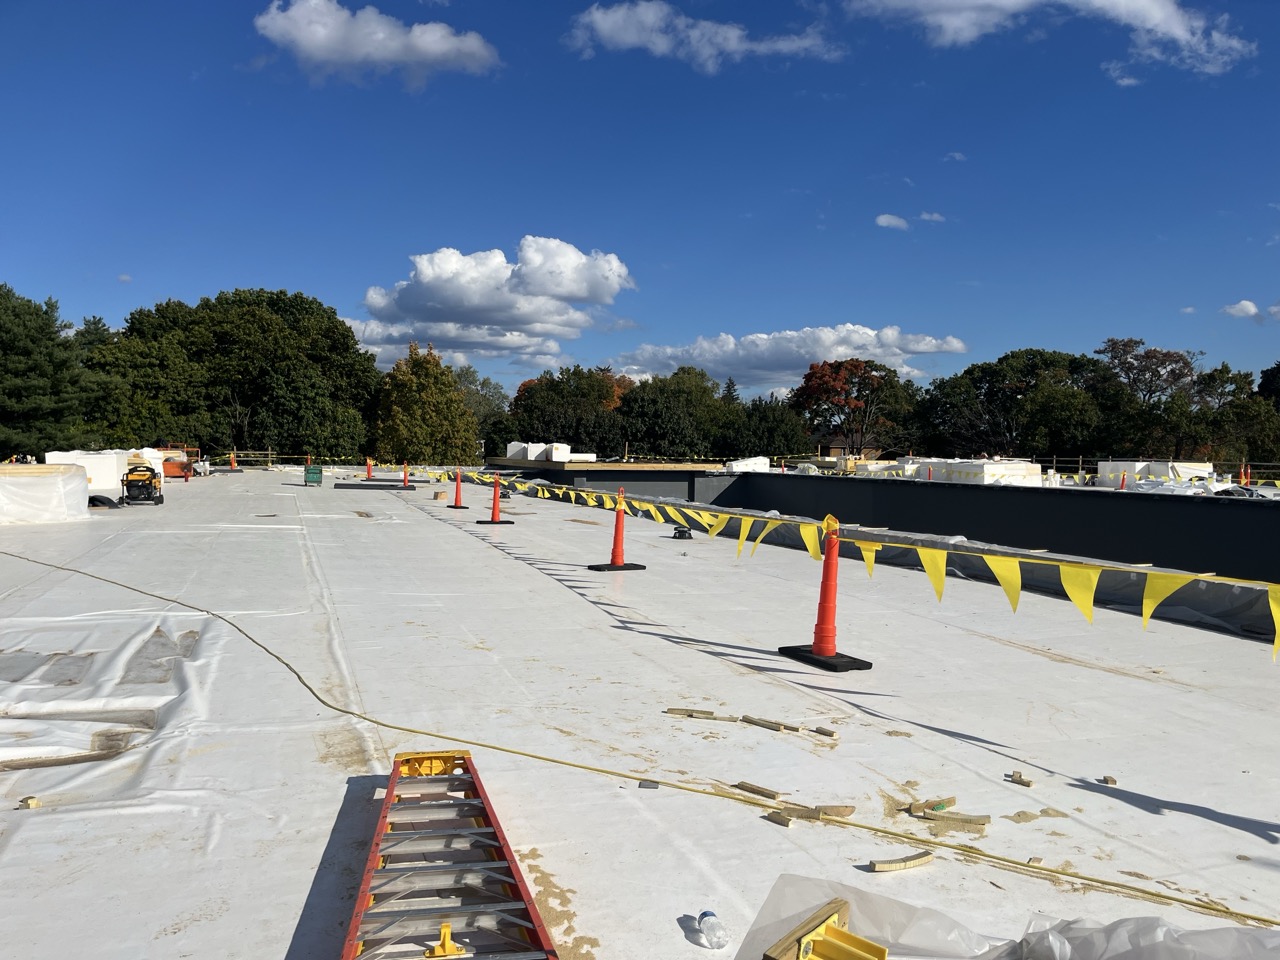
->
left=45, top=448, right=166, bottom=495
left=0, top=464, right=89, bottom=524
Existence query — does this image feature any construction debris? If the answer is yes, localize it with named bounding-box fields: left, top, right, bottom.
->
left=734, top=781, right=787, bottom=800
left=17, top=796, right=40, bottom=810
left=637, top=780, right=659, bottom=789
left=765, top=810, right=794, bottom=828
left=1007, top=770, right=1034, bottom=787
left=870, top=850, right=934, bottom=872
left=812, top=726, right=839, bottom=738
left=1102, top=775, right=1118, bottom=785
left=921, top=808, right=991, bottom=825
left=908, top=796, right=957, bottom=815
left=664, top=707, right=715, bottom=718
left=1027, top=857, right=1044, bottom=866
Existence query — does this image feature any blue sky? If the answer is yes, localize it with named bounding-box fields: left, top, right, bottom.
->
left=2, top=0, right=1277, bottom=394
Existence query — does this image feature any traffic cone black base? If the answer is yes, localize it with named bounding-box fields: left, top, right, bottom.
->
left=447, top=504, right=470, bottom=509
left=587, top=562, right=647, bottom=571
left=777, top=645, right=872, bottom=672
left=476, top=519, right=514, bottom=525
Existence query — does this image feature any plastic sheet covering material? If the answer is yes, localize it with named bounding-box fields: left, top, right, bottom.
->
left=0, top=464, right=89, bottom=524
left=736, top=876, right=1280, bottom=960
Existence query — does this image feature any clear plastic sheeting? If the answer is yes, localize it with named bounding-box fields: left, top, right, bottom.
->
left=736, top=876, right=1280, bottom=960
left=0, top=464, right=89, bottom=524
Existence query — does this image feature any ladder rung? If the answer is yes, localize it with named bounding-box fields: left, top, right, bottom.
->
left=370, top=862, right=513, bottom=893
left=362, top=899, right=531, bottom=922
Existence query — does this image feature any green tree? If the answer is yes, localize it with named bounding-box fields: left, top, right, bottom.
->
left=618, top=366, right=721, bottom=459
left=920, top=350, right=1117, bottom=458
left=375, top=343, right=478, bottom=464
left=89, top=289, right=381, bottom=456
left=739, top=396, right=811, bottom=458
left=451, top=364, right=513, bottom=457
left=509, top=365, right=631, bottom=457
left=0, top=285, right=90, bottom=457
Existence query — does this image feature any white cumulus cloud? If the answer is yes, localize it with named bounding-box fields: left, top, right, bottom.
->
left=254, top=0, right=499, bottom=84
left=611, top=323, right=967, bottom=388
left=1221, top=299, right=1259, bottom=319
left=566, top=1, right=842, bottom=74
left=943, top=151, right=967, bottom=161
left=351, top=236, right=636, bottom=368
left=1179, top=306, right=1195, bottom=314
left=918, top=211, right=945, bottom=222
left=117, top=273, right=132, bottom=283
left=1270, top=302, right=1280, bottom=320
left=843, top=0, right=1255, bottom=77
left=875, top=213, right=909, bottom=230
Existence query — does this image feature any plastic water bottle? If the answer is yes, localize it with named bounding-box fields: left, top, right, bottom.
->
left=696, top=911, right=729, bottom=949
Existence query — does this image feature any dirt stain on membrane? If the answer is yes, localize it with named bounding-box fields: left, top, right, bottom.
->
left=313, top=725, right=370, bottom=774
left=1002, top=808, right=1070, bottom=824
left=885, top=730, right=913, bottom=738
left=517, top=848, right=600, bottom=960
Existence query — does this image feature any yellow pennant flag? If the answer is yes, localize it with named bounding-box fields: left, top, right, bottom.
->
left=601, top=494, right=614, bottom=510
left=537, top=485, right=549, bottom=499
left=1269, top=585, right=1280, bottom=661
left=737, top=517, right=755, bottom=557
left=707, top=513, right=731, bottom=538
left=566, top=489, right=578, bottom=503
left=982, top=555, right=1022, bottom=613
left=583, top=493, right=597, bottom=507
left=854, top=541, right=880, bottom=578
left=514, top=481, right=527, bottom=492
left=799, top=523, right=823, bottom=561
left=1059, top=564, right=1102, bottom=623
left=917, top=547, right=948, bottom=601
left=1141, top=573, right=1194, bottom=629
left=750, top=519, right=784, bottom=556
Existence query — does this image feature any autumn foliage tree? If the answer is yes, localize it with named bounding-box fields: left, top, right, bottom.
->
left=789, top=358, right=913, bottom=457
left=375, top=342, right=478, bottom=465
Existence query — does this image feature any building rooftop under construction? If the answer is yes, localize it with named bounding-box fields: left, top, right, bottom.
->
left=1, top=465, right=1278, bottom=959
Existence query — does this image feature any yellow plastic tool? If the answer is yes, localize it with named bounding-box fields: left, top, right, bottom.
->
left=425, top=922, right=466, bottom=957
left=763, top=898, right=887, bottom=960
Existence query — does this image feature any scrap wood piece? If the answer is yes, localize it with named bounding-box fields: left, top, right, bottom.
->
left=1006, top=770, right=1034, bottom=788
left=663, top=707, right=715, bottom=718
left=779, top=803, right=857, bottom=821
left=742, top=715, right=802, bottom=732
left=812, top=726, right=839, bottom=738
left=765, top=810, right=794, bottom=828
left=707, top=714, right=740, bottom=722
left=734, top=781, right=787, bottom=800
left=1027, top=857, right=1043, bottom=866
left=870, top=850, right=934, bottom=872
left=1102, top=775, right=1117, bottom=785
left=921, top=809, right=991, bottom=825
left=908, top=796, right=957, bottom=815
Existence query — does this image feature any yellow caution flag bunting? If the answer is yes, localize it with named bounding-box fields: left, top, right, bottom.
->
left=750, top=519, right=784, bottom=556
left=917, top=547, right=948, bottom=601
left=1060, top=564, right=1102, bottom=623
left=1141, top=573, right=1195, bottom=629
left=566, top=489, right=578, bottom=504
left=665, top=505, right=690, bottom=526
left=601, top=494, right=614, bottom=509
left=583, top=492, right=597, bottom=507
left=685, top=510, right=713, bottom=531
left=854, top=541, right=880, bottom=578
left=707, top=513, right=732, bottom=538
left=737, top=517, right=755, bottom=557
left=983, top=555, right=1023, bottom=613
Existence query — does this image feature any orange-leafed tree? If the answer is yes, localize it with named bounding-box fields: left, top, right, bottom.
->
left=789, top=358, right=913, bottom=458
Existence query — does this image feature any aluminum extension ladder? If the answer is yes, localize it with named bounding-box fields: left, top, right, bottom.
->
left=341, top=751, right=559, bottom=959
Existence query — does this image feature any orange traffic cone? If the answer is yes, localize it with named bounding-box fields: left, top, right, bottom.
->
left=446, top=469, right=469, bottom=509
left=229, top=449, right=238, bottom=471
left=366, top=458, right=373, bottom=480
left=588, top=487, right=645, bottom=571
left=476, top=474, right=514, bottom=525
left=778, top=517, right=872, bottom=672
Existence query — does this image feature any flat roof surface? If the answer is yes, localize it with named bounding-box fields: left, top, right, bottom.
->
left=1, top=468, right=1278, bottom=958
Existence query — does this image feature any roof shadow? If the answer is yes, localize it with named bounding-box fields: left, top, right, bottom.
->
left=1067, top=779, right=1280, bottom=845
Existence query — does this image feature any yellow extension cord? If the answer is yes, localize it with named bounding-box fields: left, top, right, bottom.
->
left=2, top=548, right=1274, bottom=929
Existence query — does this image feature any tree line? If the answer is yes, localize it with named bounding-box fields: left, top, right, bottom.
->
left=5, top=281, right=1280, bottom=465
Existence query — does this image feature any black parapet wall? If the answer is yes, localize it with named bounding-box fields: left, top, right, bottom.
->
left=698, top=473, right=1280, bottom=584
